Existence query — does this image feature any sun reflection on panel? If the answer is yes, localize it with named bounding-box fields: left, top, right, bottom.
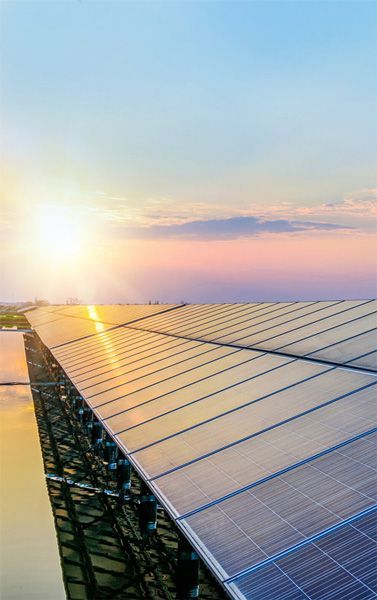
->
left=86, top=305, right=122, bottom=369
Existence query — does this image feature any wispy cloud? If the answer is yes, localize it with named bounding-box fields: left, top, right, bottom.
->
left=5, top=187, right=372, bottom=242
left=86, top=188, right=377, bottom=231
left=87, top=189, right=374, bottom=240
left=111, top=215, right=352, bottom=240
left=293, top=189, right=377, bottom=217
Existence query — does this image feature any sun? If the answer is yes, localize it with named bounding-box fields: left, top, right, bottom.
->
left=34, top=204, right=87, bottom=263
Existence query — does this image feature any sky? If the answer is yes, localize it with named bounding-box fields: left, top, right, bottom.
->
left=1, top=0, right=376, bottom=303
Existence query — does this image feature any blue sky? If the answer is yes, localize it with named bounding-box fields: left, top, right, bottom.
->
left=1, top=0, right=376, bottom=302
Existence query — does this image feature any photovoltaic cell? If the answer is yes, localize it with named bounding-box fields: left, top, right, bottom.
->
left=64, top=331, right=171, bottom=374
left=34, top=318, right=117, bottom=348
left=78, top=340, right=208, bottom=391
left=136, top=303, right=241, bottom=333
left=27, top=304, right=180, bottom=350
left=160, top=304, right=264, bottom=336
left=196, top=301, right=339, bottom=344
left=277, top=313, right=377, bottom=357
left=139, top=303, right=299, bottom=337
left=130, top=369, right=375, bottom=477
left=227, top=510, right=377, bottom=600
left=181, top=435, right=376, bottom=579
left=348, top=351, right=377, bottom=371
left=198, top=301, right=369, bottom=347
left=84, top=343, right=239, bottom=398
left=307, top=329, right=377, bottom=367
left=57, top=328, right=155, bottom=365
left=104, top=353, right=291, bottom=432
left=93, top=350, right=261, bottom=419
left=256, top=302, right=376, bottom=351
left=73, top=339, right=198, bottom=385
left=152, top=387, right=377, bottom=517
left=165, top=302, right=296, bottom=338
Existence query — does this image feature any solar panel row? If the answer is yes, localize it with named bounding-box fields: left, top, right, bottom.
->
left=25, top=303, right=377, bottom=600
left=227, top=507, right=377, bottom=600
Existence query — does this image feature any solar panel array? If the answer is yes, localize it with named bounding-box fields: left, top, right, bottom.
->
left=26, top=303, right=179, bottom=348
left=26, top=302, right=377, bottom=600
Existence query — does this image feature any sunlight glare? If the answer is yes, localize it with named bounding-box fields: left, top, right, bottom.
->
left=34, top=204, right=87, bottom=263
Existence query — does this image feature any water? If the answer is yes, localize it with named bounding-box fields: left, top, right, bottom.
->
left=0, top=332, right=66, bottom=599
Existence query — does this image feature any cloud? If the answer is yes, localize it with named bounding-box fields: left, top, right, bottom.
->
left=114, top=215, right=352, bottom=240
left=86, top=188, right=377, bottom=232
left=295, top=188, right=377, bottom=217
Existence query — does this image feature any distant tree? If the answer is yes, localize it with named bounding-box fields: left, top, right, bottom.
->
left=66, top=297, right=81, bottom=305
left=34, top=297, right=50, bottom=306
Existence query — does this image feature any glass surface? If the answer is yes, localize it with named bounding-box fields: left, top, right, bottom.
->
left=278, top=313, right=377, bottom=357
left=229, top=511, right=377, bottom=599
left=166, top=303, right=282, bottom=337
left=90, top=347, right=244, bottom=409
left=153, top=386, right=377, bottom=516
left=168, top=303, right=263, bottom=336
left=67, top=334, right=188, bottom=381
left=348, top=351, right=377, bottom=371
left=105, top=353, right=290, bottom=432
left=213, top=301, right=342, bottom=345
left=65, top=331, right=167, bottom=373
left=54, top=325, right=144, bottom=360
left=37, top=304, right=178, bottom=327
left=177, top=302, right=298, bottom=339
left=131, top=369, right=375, bottom=477
left=50, top=305, right=116, bottom=324
left=155, top=303, right=247, bottom=333
left=222, top=300, right=370, bottom=348
left=0, top=333, right=65, bottom=599
left=31, top=316, right=116, bottom=349
left=182, top=435, right=376, bottom=578
left=228, top=562, right=307, bottom=599
left=25, top=313, right=66, bottom=327
left=257, top=301, right=376, bottom=352
left=200, top=302, right=331, bottom=342
left=82, top=342, right=218, bottom=395
left=98, top=351, right=267, bottom=422
left=72, top=304, right=179, bottom=326
left=111, top=355, right=316, bottom=445
left=308, top=329, right=377, bottom=368
left=57, top=327, right=152, bottom=364
left=85, top=344, right=237, bottom=402
left=135, top=303, right=237, bottom=333
left=73, top=338, right=195, bottom=384
left=138, top=303, right=230, bottom=328
left=54, top=319, right=135, bottom=352
left=59, top=330, right=157, bottom=369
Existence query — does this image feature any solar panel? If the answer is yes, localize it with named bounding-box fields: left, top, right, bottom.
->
left=128, top=300, right=377, bottom=371
left=129, top=370, right=375, bottom=476
left=26, top=304, right=180, bottom=348
left=181, top=434, right=376, bottom=579
left=152, top=387, right=377, bottom=517
left=25, top=303, right=377, bottom=600
left=227, top=509, right=377, bottom=600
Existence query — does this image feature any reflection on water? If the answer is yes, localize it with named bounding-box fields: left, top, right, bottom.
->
left=0, top=333, right=65, bottom=599
left=0, top=333, right=30, bottom=383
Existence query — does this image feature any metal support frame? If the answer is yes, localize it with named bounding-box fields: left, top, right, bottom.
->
left=139, top=481, right=158, bottom=541
left=117, top=457, right=132, bottom=493
left=176, top=532, right=200, bottom=599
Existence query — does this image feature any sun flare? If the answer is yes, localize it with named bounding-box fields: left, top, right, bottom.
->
left=34, top=204, right=87, bottom=263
